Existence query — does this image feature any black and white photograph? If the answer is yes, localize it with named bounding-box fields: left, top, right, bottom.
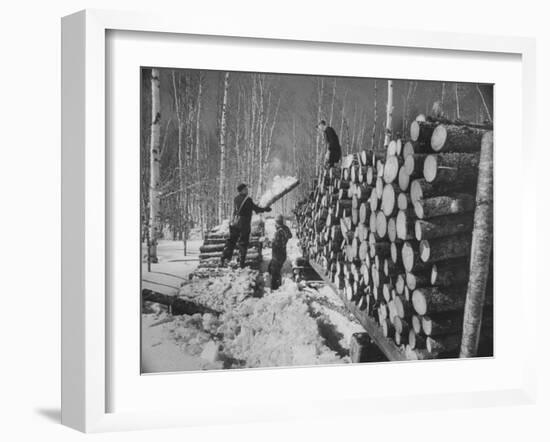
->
left=140, top=68, right=494, bottom=373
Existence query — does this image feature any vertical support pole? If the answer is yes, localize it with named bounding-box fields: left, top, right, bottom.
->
left=460, top=131, right=493, bottom=357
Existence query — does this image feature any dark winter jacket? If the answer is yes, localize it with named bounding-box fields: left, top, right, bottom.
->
left=233, top=194, right=269, bottom=220
left=324, top=126, right=342, bottom=162
left=272, top=224, right=292, bottom=261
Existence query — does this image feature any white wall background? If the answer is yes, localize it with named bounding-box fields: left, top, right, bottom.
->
left=0, top=1, right=547, bottom=440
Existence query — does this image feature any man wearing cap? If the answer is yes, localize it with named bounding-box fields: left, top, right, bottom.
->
left=268, top=214, right=293, bottom=290
left=220, top=183, right=272, bottom=268
left=318, top=120, right=342, bottom=168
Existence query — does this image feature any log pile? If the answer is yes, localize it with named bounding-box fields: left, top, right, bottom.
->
left=195, top=221, right=264, bottom=274
left=294, top=119, right=493, bottom=359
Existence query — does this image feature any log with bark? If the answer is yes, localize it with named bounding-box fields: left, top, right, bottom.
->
left=403, top=140, right=432, bottom=158
left=411, top=285, right=468, bottom=316
left=381, top=183, right=400, bottom=217
left=383, top=155, right=403, bottom=184
left=398, top=166, right=410, bottom=192
left=421, top=314, right=463, bottom=337
left=396, top=210, right=415, bottom=240
left=410, top=121, right=438, bottom=146
left=430, top=259, right=470, bottom=286
left=397, top=192, right=412, bottom=211
left=423, top=153, right=480, bottom=188
left=413, top=193, right=475, bottom=219
left=430, top=124, right=488, bottom=153
left=414, top=213, right=474, bottom=240
left=404, top=153, right=429, bottom=177
left=410, top=179, right=475, bottom=205
left=408, top=329, right=427, bottom=350
left=142, top=289, right=220, bottom=316
left=419, top=233, right=472, bottom=264
left=405, top=269, right=431, bottom=291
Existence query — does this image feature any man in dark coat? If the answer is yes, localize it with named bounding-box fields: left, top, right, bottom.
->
left=318, top=120, right=342, bottom=167
left=268, top=215, right=293, bottom=290
left=221, top=183, right=272, bottom=268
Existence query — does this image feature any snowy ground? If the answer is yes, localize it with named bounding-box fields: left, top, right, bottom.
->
left=141, top=232, right=366, bottom=373
left=141, top=239, right=201, bottom=281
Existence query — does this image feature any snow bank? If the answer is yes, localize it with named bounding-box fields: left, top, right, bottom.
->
left=222, top=281, right=346, bottom=368
left=258, top=176, right=299, bottom=208
left=142, top=278, right=350, bottom=372
left=178, top=267, right=261, bottom=312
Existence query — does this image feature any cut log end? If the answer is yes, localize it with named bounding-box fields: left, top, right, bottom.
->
left=423, top=155, right=438, bottom=183
left=401, top=241, right=416, bottom=272
left=410, top=121, right=420, bottom=141
left=412, top=289, right=427, bottom=316
left=381, top=184, right=397, bottom=217
left=430, top=124, right=447, bottom=152
left=419, top=240, right=430, bottom=262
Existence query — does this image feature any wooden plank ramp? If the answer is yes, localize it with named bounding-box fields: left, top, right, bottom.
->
left=309, top=261, right=409, bottom=362
left=141, top=271, right=186, bottom=297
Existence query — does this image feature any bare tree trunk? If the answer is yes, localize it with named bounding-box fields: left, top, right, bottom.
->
left=460, top=131, right=493, bottom=357
left=351, top=103, right=358, bottom=151
left=441, top=82, right=446, bottom=115
left=262, top=96, right=281, bottom=179
left=371, top=79, right=378, bottom=150
left=149, top=68, right=161, bottom=263
left=315, top=78, right=325, bottom=167
left=455, top=83, right=461, bottom=120
left=257, top=76, right=265, bottom=198
left=384, top=80, right=394, bottom=148
left=195, top=74, right=203, bottom=235
left=171, top=71, right=186, bottom=246
left=329, top=79, right=337, bottom=125
left=340, top=89, right=347, bottom=141
left=476, top=84, right=493, bottom=123
left=234, top=91, right=242, bottom=182
left=218, top=72, right=230, bottom=224
left=182, top=73, right=195, bottom=256
left=292, top=116, right=297, bottom=175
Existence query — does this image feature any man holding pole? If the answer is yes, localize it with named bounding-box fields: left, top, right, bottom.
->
left=220, top=183, right=272, bottom=268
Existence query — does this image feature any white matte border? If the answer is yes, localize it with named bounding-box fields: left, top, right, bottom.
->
left=107, top=30, right=524, bottom=411
left=62, top=9, right=537, bottom=433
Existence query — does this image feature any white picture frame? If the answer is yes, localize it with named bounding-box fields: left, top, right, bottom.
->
left=61, top=9, right=537, bottom=433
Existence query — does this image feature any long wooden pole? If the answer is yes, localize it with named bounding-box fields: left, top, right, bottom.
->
left=459, top=131, right=493, bottom=357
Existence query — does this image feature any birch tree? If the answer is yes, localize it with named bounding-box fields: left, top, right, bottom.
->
left=218, top=72, right=230, bottom=224
left=171, top=70, right=186, bottom=243
left=329, top=79, right=336, bottom=125
left=315, top=78, right=324, bottom=167
left=371, top=79, right=378, bottom=149
left=194, top=73, right=204, bottom=232
left=340, top=89, right=347, bottom=143
left=149, top=68, right=161, bottom=262
left=384, top=80, right=394, bottom=148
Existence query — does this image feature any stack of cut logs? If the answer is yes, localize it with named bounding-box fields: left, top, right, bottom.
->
left=295, top=118, right=493, bottom=359
left=196, top=223, right=264, bottom=274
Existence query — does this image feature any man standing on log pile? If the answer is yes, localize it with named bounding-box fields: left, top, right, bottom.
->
left=220, top=183, right=272, bottom=268
left=268, top=214, right=293, bottom=290
left=318, top=120, right=342, bottom=168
